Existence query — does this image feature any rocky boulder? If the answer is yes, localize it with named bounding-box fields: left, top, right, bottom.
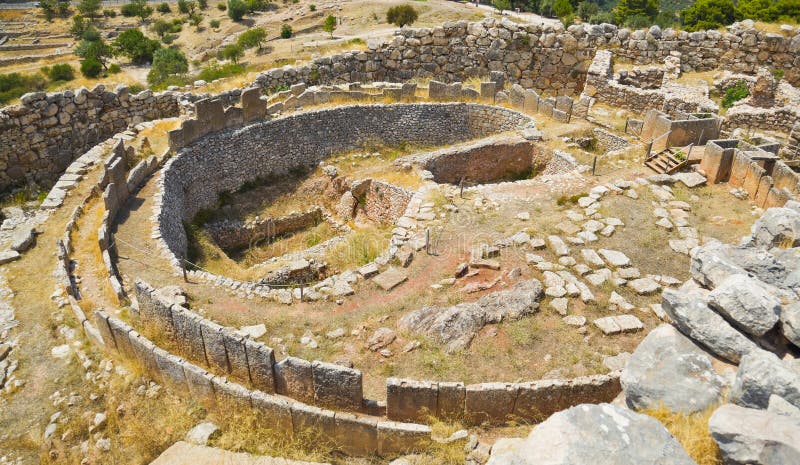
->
left=662, top=284, right=758, bottom=364
left=397, top=280, right=542, bottom=353
left=485, top=404, right=696, bottom=465
left=747, top=206, right=800, bottom=249
left=621, top=324, right=725, bottom=414
left=708, top=404, right=800, bottom=465
left=781, top=302, right=800, bottom=349
left=707, top=274, right=781, bottom=337
left=730, top=349, right=800, bottom=409
left=690, top=241, right=787, bottom=291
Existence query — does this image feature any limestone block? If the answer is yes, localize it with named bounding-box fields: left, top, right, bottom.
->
left=428, top=80, right=448, bottom=100
left=387, top=378, right=438, bottom=422
left=480, top=82, right=497, bottom=100
left=128, top=331, right=161, bottom=381
left=222, top=328, right=251, bottom=382
left=240, top=87, right=265, bottom=122
left=153, top=346, right=189, bottom=389
left=553, top=109, right=569, bottom=122
left=291, top=402, right=335, bottom=439
left=377, top=421, right=431, bottom=455
left=729, top=151, right=751, bottom=188
left=194, top=98, right=225, bottom=131
left=465, top=382, right=518, bottom=425
left=106, top=315, right=135, bottom=358
left=743, top=162, right=766, bottom=199
left=199, top=320, right=230, bottom=374
left=312, top=360, right=363, bottom=410
left=275, top=356, right=314, bottom=403
left=755, top=175, right=774, bottom=208
left=244, top=340, right=276, bottom=393
left=334, top=412, right=378, bottom=455
left=211, top=376, right=252, bottom=408
left=523, top=89, right=539, bottom=112
left=170, top=306, right=207, bottom=365
left=401, top=83, right=417, bottom=99
left=93, top=310, right=116, bottom=350
left=514, top=379, right=573, bottom=421
left=437, top=381, right=465, bottom=420
left=183, top=363, right=216, bottom=403
left=250, top=391, right=293, bottom=436
left=538, top=98, right=554, bottom=117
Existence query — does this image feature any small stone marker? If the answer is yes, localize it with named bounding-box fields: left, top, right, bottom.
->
left=358, top=263, right=379, bottom=278
left=186, top=422, right=220, bottom=445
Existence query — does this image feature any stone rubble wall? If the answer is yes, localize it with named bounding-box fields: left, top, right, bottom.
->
left=251, top=19, right=800, bottom=99
left=0, top=86, right=181, bottom=192
left=93, top=309, right=433, bottom=457
left=156, top=102, right=533, bottom=270
left=206, top=208, right=325, bottom=252
left=700, top=138, right=800, bottom=207
left=723, top=104, right=800, bottom=135
left=355, top=180, right=414, bottom=226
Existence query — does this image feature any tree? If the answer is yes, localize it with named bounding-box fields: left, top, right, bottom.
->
left=681, top=0, right=741, bottom=31
left=147, top=48, right=188, bottom=85
left=121, top=0, right=154, bottom=22
left=386, top=4, right=419, bottom=27
left=227, top=0, right=248, bottom=21
left=576, top=1, right=599, bottom=19
left=157, top=2, right=171, bottom=13
left=56, top=1, right=71, bottom=18
left=553, top=0, right=573, bottom=17
left=322, top=15, right=337, bottom=39
left=238, top=27, right=267, bottom=49
left=220, top=43, right=244, bottom=63
left=81, top=57, right=103, bottom=78
left=189, top=13, right=203, bottom=29
left=198, top=0, right=209, bottom=9
left=40, top=0, right=56, bottom=22
left=492, top=0, right=512, bottom=10
left=113, top=29, right=161, bottom=64
left=280, top=23, right=293, bottom=38
left=77, top=0, right=101, bottom=20
left=613, top=0, right=658, bottom=25
left=153, top=19, right=172, bottom=37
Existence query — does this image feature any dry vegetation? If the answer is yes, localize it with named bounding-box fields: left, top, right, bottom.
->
left=643, top=405, right=722, bottom=465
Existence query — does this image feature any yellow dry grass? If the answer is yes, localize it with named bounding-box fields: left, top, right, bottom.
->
left=643, top=405, right=722, bottom=465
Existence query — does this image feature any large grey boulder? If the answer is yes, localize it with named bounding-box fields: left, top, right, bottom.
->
left=621, top=324, right=724, bottom=414
left=485, top=404, right=696, bottom=465
left=9, top=226, right=35, bottom=252
left=662, top=284, right=758, bottom=363
left=398, top=279, right=542, bottom=352
left=768, top=394, right=800, bottom=421
left=731, top=349, right=800, bottom=409
left=781, top=302, right=800, bottom=349
left=707, top=274, right=781, bottom=337
left=747, top=206, right=800, bottom=249
left=708, top=404, right=800, bottom=465
left=691, top=241, right=787, bottom=290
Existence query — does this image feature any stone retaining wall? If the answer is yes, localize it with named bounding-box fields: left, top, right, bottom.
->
left=156, top=102, right=533, bottom=269
left=701, top=138, right=800, bottom=208
left=206, top=208, right=325, bottom=251
left=93, top=309, right=432, bottom=456
left=133, top=278, right=622, bottom=426
left=251, top=19, right=800, bottom=99
left=640, top=109, right=721, bottom=152
left=0, top=86, right=181, bottom=192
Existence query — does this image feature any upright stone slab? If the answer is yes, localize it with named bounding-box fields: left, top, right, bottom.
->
left=194, top=98, right=226, bottom=132
left=241, top=87, right=266, bottom=122
left=183, top=363, right=216, bottom=403
left=514, top=379, right=573, bottom=421
left=153, top=347, right=189, bottom=390
left=334, top=412, right=378, bottom=455
left=489, top=71, right=506, bottom=89
left=211, top=376, right=252, bottom=407
left=743, top=162, right=766, bottom=199
left=523, top=89, right=539, bottom=112
left=291, top=402, right=335, bottom=441
left=538, top=98, right=554, bottom=117
left=480, top=82, right=497, bottom=100
left=274, top=356, right=314, bottom=403
left=428, top=80, right=448, bottom=100
left=386, top=378, right=438, bottom=422
left=437, top=381, right=466, bottom=420
left=128, top=331, right=161, bottom=381
left=729, top=151, right=751, bottom=187
left=222, top=328, right=251, bottom=382
left=401, top=83, right=417, bottom=100
left=509, top=84, right=525, bottom=109
left=555, top=96, right=573, bottom=112
left=377, top=421, right=431, bottom=455
left=755, top=175, right=774, bottom=208
left=465, top=383, right=518, bottom=425
left=312, top=360, right=363, bottom=411
left=250, top=391, right=293, bottom=436
left=170, top=306, right=207, bottom=366
left=245, top=340, right=275, bottom=393
left=199, top=320, right=230, bottom=375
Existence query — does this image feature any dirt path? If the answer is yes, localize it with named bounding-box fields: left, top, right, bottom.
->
left=0, top=164, right=106, bottom=463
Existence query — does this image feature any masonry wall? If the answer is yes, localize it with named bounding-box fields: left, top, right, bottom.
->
left=0, top=86, right=181, bottom=192
left=156, top=103, right=533, bottom=264
left=251, top=19, right=800, bottom=98
left=206, top=208, right=325, bottom=251
left=93, top=309, right=433, bottom=456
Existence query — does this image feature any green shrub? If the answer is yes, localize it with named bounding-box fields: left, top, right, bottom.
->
left=386, top=4, right=418, bottom=27
left=198, top=0, right=208, bottom=9
left=113, top=29, right=162, bottom=64
left=280, top=23, right=293, bottom=38
left=0, top=72, right=47, bottom=104
left=103, top=8, right=116, bottom=17
left=722, top=80, right=750, bottom=109
left=217, top=2, right=226, bottom=10
left=162, top=33, right=178, bottom=44
left=588, top=12, right=616, bottom=23
left=147, top=47, right=189, bottom=85
left=128, top=84, right=146, bottom=93
left=681, top=0, right=742, bottom=31
left=197, top=61, right=246, bottom=81
left=108, top=63, right=122, bottom=74
left=82, top=27, right=101, bottom=42
left=210, top=19, right=221, bottom=28
left=227, top=0, right=248, bottom=20
left=80, top=57, right=103, bottom=78
left=47, top=63, right=75, bottom=81
left=157, top=2, right=171, bottom=13
left=237, top=27, right=266, bottom=48
left=553, top=0, right=573, bottom=17
left=309, top=3, right=316, bottom=11
left=219, top=43, right=244, bottom=63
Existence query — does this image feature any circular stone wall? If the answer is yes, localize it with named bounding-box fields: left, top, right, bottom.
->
left=156, top=102, right=535, bottom=263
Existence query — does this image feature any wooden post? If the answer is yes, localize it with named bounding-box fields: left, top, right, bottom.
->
left=425, top=228, right=431, bottom=255
left=459, top=177, right=465, bottom=198
left=300, top=285, right=304, bottom=302
left=624, top=117, right=629, bottom=134
left=592, top=156, right=597, bottom=176
left=181, top=259, right=188, bottom=282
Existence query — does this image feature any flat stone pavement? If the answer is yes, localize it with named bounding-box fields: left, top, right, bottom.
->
left=150, top=441, right=330, bottom=465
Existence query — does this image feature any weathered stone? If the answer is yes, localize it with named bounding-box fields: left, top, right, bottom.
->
left=373, top=267, right=408, bottom=291
left=731, top=349, right=800, bottom=410
left=312, top=360, right=363, bottom=410
left=274, top=356, right=314, bottom=403
left=708, top=274, right=781, bottom=337
left=709, top=404, right=800, bottom=465
left=622, top=324, right=725, bottom=414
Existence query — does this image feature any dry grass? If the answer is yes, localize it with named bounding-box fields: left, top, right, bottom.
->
left=135, top=118, right=183, bottom=158
left=324, top=228, right=390, bottom=272
left=643, top=405, right=722, bottom=465
left=238, top=221, right=340, bottom=267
